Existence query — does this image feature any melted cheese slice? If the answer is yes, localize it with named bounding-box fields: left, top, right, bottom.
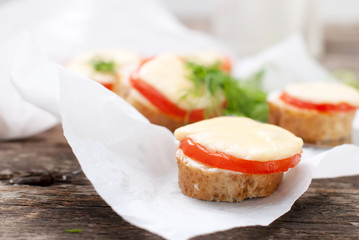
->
left=284, top=82, right=359, bottom=107
left=174, top=116, right=303, bottom=161
left=66, top=49, right=140, bottom=84
left=138, top=53, right=211, bottom=110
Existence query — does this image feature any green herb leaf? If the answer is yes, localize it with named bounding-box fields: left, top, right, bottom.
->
left=91, top=59, right=116, bottom=74
left=65, top=229, right=83, bottom=233
left=184, top=61, right=268, bottom=122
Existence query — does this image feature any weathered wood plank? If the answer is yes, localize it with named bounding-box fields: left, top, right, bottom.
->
left=0, top=177, right=358, bottom=239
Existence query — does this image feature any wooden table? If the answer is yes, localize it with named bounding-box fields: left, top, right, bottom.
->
left=1, top=25, right=359, bottom=239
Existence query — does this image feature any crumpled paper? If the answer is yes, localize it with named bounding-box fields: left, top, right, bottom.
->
left=0, top=0, right=231, bottom=140
left=233, top=34, right=337, bottom=92
left=5, top=0, right=359, bottom=239
left=0, top=36, right=57, bottom=140
left=0, top=0, right=232, bottom=62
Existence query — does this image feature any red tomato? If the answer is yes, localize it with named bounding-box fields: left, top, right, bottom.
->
left=101, top=82, right=114, bottom=91
left=179, top=138, right=301, bottom=174
left=220, top=57, right=232, bottom=73
left=280, top=92, right=357, bottom=112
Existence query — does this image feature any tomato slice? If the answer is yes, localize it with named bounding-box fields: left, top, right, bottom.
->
left=101, top=82, right=114, bottom=91
left=130, top=58, right=205, bottom=122
left=179, top=138, right=301, bottom=174
left=220, top=57, right=232, bottom=73
left=280, top=92, right=357, bottom=112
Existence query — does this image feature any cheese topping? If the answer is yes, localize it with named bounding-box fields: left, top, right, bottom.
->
left=284, top=82, right=359, bottom=107
left=66, top=49, right=140, bottom=84
left=138, top=53, right=210, bottom=110
left=174, top=116, right=303, bottom=161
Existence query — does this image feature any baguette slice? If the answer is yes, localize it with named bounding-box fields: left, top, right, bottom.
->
left=268, top=92, right=356, bottom=146
left=126, top=52, right=227, bottom=131
left=174, top=117, right=303, bottom=202
left=126, top=88, right=186, bottom=132
left=176, top=149, right=283, bottom=202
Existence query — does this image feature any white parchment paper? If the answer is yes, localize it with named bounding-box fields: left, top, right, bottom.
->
left=233, top=34, right=336, bottom=92
left=0, top=35, right=57, bottom=140
left=5, top=0, right=359, bottom=239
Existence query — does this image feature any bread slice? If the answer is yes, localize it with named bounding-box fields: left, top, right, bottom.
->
left=176, top=149, right=283, bottom=202
left=125, top=89, right=187, bottom=132
left=268, top=93, right=355, bottom=146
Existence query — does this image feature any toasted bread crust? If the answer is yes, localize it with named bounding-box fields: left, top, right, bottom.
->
left=176, top=149, right=283, bottom=202
left=268, top=100, right=355, bottom=145
left=125, top=89, right=189, bottom=131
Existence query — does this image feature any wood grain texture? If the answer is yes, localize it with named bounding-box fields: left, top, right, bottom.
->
left=1, top=122, right=358, bottom=240
left=1, top=25, right=359, bottom=239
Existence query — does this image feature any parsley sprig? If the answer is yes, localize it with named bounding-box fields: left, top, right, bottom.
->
left=91, top=59, right=116, bottom=74
left=184, top=62, right=268, bottom=122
